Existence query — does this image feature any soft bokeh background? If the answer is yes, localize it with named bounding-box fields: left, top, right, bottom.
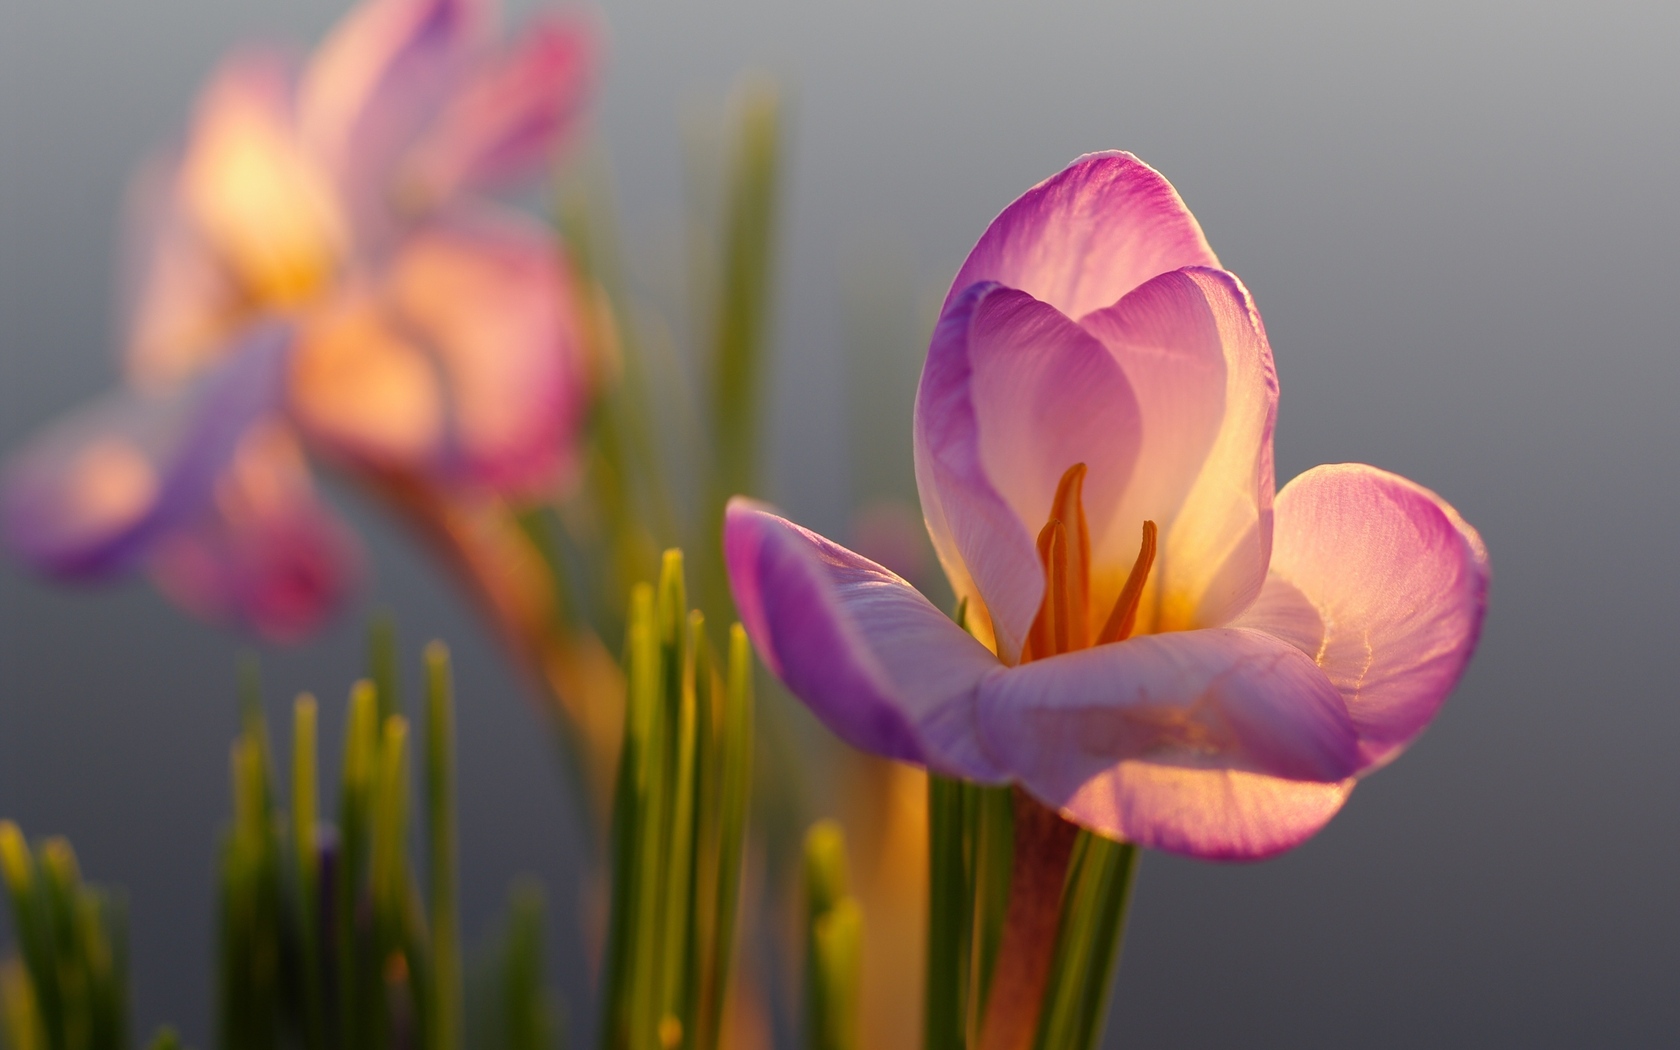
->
left=3, top=0, right=1677, bottom=1046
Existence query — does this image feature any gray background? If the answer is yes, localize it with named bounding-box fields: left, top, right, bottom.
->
left=2, top=0, right=1677, bottom=1046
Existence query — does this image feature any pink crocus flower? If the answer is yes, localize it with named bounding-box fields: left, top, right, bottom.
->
left=3, top=0, right=595, bottom=639
left=726, top=153, right=1489, bottom=859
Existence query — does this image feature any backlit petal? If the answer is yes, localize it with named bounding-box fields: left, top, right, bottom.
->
left=400, top=13, right=595, bottom=201
left=725, top=499, right=1007, bottom=781
left=913, top=283, right=1141, bottom=663
left=1060, top=765, right=1354, bottom=860
left=979, top=629, right=1360, bottom=797
left=1080, top=267, right=1277, bottom=631
left=300, top=0, right=489, bottom=232
left=289, top=286, right=445, bottom=472
left=121, top=160, right=246, bottom=388
left=1232, top=464, right=1490, bottom=770
left=3, top=324, right=291, bottom=579
left=383, top=210, right=588, bottom=494
left=148, top=422, right=361, bottom=641
left=948, top=152, right=1219, bottom=320
left=180, top=52, right=345, bottom=306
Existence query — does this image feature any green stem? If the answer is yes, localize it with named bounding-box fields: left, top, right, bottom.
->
left=1033, top=835, right=1141, bottom=1050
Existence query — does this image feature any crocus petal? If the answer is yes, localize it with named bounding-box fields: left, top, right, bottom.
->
left=979, top=629, right=1360, bottom=796
left=121, top=159, right=248, bottom=388
left=2, top=324, right=291, bottom=579
left=289, top=286, right=446, bottom=473
left=382, top=209, right=587, bottom=494
left=914, top=283, right=1142, bottom=664
left=400, top=13, right=595, bottom=201
left=1232, top=464, right=1490, bottom=770
left=1080, top=267, right=1278, bottom=631
left=947, top=152, right=1219, bottom=320
left=148, top=422, right=361, bottom=641
left=1060, top=765, right=1354, bottom=861
left=724, top=499, right=1007, bottom=782
left=180, top=51, right=345, bottom=307
left=299, top=0, right=489, bottom=232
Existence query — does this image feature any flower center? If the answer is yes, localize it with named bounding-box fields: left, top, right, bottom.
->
left=1021, top=462, right=1157, bottom=663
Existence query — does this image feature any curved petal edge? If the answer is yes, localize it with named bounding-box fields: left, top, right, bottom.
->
left=1233, top=463, right=1490, bottom=771
left=724, top=498, right=1007, bottom=781
left=948, top=151, right=1220, bottom=320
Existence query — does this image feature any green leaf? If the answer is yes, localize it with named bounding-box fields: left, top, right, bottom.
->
left=923, top=776, right=971, bottom=1050
left=470, top=882, right=561, bottom=1050
left=965, top=784, right=1013, bottom=1042
left=426, top=643, right=463, bottom=1050
left=600, top=583, right=657, bottom=1050
left=696, top=77, right=784, bottom=628
left=144, top=1027, right=186, bottom=1050
left=696, top=624, right=753, bottom=1050
left=291, top=695, right=326, bottom=1050
left=803, top=822, right=860, bottom=1050
left=369, top=614, right=401, bottom=725
left=1031, top=833, right=1140, bottom=1050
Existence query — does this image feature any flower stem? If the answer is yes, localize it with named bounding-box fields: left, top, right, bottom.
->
left=976, top=789, right=1079, bottom=1050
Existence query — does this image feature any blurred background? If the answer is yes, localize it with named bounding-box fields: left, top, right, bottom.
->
left=2, top=0, right=1677, bottom=1046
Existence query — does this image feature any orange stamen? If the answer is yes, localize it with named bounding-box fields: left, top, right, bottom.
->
left=1097, top=520, right=1158, bottom=645
left=1027, top=518, right=1068, bottom=661
left=1048, top=463, right=1090, bottom=647
left=1024, top=464, right=1093, bottom=662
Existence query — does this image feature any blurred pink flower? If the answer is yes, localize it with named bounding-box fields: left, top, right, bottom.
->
left=727, top=153, right=1489, bottom=860
left=4, top=0, right=596, bottom=638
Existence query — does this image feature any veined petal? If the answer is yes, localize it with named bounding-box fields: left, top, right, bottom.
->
left=1080, top=267, right=1277, bottom=631
left=299, top=0, right=489, bottom=231
left=948, top=152, right=1219, bottom=320
left=382, top=209, right=588, bottom=494
left=180, top=51, right=345, bottom=307
left=913, top=283, right=1142, bottom=664
left=979, top=629, right=1360, bottom=796
left=148, top=422, right=361, bottom=641
left=400, top=13, right=596, bottom=202
left=3, top=324, right=291, bottom=579
left=725, top=499, right=1007, bottom=781
left=1232, top=464, right=1490, bottom=770
left=1060, top=765, right=1354, bottom=860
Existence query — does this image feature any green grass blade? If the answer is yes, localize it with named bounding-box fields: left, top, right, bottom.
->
left=600, top=584, right=657, bottom=1050
left=369, top=614, right=400, bottom=725
left=144, top=1027, right=185, bottom=1050
left=654, top=612, right=704, bottom=1046
left=803, top=822, right=858, bottom=1050
left=370, top=717, right=410, bottom=928
left=291, top=695, right=325, bottom=1050
left=809, top=899, right=861, bottom=1050
left=425, top=642, right=462, bottom=1050
left=0, top=824, right=57, bottom=1050
left=478, top=882, right=560, bottom=1050
left=698, top=78, right=783, bottom=624
left=698, top=624, right=753, bottom=1050
left=1032, top=834, right=1140, bottom=1050
left=338, top=681, right=381, bottom=1048
left=1, top=958, right=44, bottom=1050
left=966, top=784, right=1013, bottom=1042
left=708, top=78, right=782, bottom=504
left=923, top=776, right=971, bottom=1050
